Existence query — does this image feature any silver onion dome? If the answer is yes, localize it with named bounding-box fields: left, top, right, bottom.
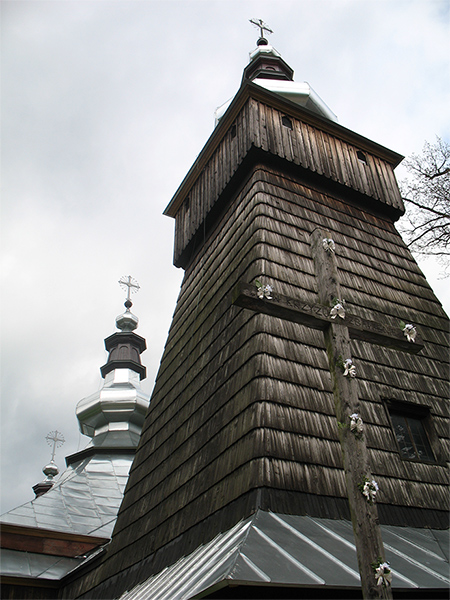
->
left=75, top=277, right=149, bottom=449
left=43, top=461, right=59, bottom=480
left=116, top=299, right=139, bottom=332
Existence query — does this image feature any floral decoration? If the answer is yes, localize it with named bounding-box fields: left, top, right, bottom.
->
left=402, top=323, right=417, bottom=343
left=350, top=413, right=364, bottom=437
left=372, top=558, right=392, bottom=587
left=330, top=298, right=346, bottom=320
left=322, top=238, right=335, bottom=253
left=343, top=358, right=356, bottom=378
left=359, top=477, right=379, bottom=504
left=255, top=280, right=273, bottom=300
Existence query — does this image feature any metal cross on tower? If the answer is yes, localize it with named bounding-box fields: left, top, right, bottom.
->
left=249, top=18, right=273, bottom=40
left=45, top=430, right=65, bottom=462
left=119, top=276, right=140, bottom=301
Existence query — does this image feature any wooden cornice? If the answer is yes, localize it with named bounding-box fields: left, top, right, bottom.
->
left=1, top=523, right=108, bottom=557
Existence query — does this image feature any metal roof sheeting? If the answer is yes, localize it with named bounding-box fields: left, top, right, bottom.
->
left=0, top=454, right=133, bottom=538
left=119, top=510, right=449, bottom=600
left=1, top=548, right=84, bottom=580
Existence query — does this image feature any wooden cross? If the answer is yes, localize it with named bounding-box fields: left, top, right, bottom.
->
left=232, top=229, right=422, bottom=598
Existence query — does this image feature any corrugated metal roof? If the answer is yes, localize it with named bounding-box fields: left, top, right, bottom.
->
left=0, top=453, right=133, bottom=538
left=120, top=510, right=449, bottom=599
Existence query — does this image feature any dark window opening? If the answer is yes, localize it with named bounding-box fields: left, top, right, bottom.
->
left=282, top=115, right=293, bottom=130
left=356, top=150, right=367, bottom=165
left=230, top=124, right=236, bottom=139
left=390, top=412, right=435, bottom=462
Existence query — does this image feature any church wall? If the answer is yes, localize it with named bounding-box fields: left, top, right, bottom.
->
left=65, top=163, right=449, bottom=599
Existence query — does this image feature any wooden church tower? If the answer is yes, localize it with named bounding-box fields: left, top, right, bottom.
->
left=63, top=28, right=449, bottom=600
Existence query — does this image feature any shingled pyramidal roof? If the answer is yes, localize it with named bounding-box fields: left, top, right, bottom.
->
left=1, top=290, right=150, bottom=592
left=62, top=34, right=449, bottom=600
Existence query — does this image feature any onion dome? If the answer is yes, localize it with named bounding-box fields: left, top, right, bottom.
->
left=74, top=277, right=150, bottom=450
left=43, top=461, right=59, bottom=479
left=32, top=431, right=64, bottom=497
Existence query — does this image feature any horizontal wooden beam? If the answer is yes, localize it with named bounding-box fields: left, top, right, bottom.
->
left=232, top=281, right=423, bottom=354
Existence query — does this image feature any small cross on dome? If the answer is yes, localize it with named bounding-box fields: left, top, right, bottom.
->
left=249, top=18, right=273, bottom=45
left=119, top=276, right=140, bottom=310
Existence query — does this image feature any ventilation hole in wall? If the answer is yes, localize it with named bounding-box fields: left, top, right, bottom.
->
left=282, top=115, right=293, bottom=130
left=230, top=124, right=237, bottom=139
left=357, top=150, right=368, bottom=165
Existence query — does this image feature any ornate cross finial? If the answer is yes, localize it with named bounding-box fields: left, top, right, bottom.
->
left=249, top=18, right=273, bottom=41
left=119, top=276, right=140, bottom=302
left=45, top=430, right=65, bottom=462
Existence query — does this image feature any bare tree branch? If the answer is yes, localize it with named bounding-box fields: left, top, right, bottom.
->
left=398, top=137, right=450, bottom=276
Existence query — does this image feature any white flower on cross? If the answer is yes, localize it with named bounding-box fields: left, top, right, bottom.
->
left=403, top=323, right=417, bottom=343
left=361, top=478, right=379, bottom=504
left=375, top=562, right=392, bottom=587
left=255, top=280, right=273, bottom=300
left=330, top=302, right=346, bottom=319
left=350, top=413, right=364, bottom=436
left=343, top=359, right=356, bottom=378
left=322, top=238, right=335, bottom=253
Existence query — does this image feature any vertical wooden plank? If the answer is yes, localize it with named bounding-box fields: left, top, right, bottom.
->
left=386, top=168, right=403, bottom=211
left=317, top=130, right=333, bottom=180
left=251, top=98, right=261, bottom=150
left=290, top=117, right=301, bottom=167
left=259, top=102, right=269, bottom=152
left=293, top=119, right=308, bottom=169
left=354, top=151, right=371, bottom=196
left=299, top=121, right=315, bottom=171
left=280, top=113, right=294, bottom=163
left=346, top=143, right=364, bottom=193
left=334, top=138, right=349, bottom=186
left=369, top=156, right=387, bottom=203
left=341, top=140, right=359, bottom=190
left=265, top=104, right=276, bottom=155
left=305, top=123, right=323, bottom=174
left=218, top=137, right=225, bottom=195
left=205, top=160, right=211, bottom=216
left=224, top=128, right=231, bottom=183
left=373, top=157, right=392, bottom=207
left=213, top=146, right=219, bottom=209
left=380, top=159, right=402, bottom=210
left=274, top=108, right=286, bottom=160
left=331, top=135, right=347, bottom=187
left=363, top=154, right=383, bottom=201
left=323, top=132, right=338, bottom=181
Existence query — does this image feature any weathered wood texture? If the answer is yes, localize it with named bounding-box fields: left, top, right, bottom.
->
left=67, top=160, right=449, bottom=599
left=172, top=97, right=404, bottom=267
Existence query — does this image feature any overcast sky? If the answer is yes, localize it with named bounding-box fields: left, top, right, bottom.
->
left=1, top=0, right=449, bottom=514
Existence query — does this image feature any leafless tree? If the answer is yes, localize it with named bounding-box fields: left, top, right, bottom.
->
left=399, top=137, right=450, bottom=273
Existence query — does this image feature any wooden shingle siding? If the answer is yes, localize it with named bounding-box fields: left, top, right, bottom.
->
left=70, top=97, right=447, bottom=597
left=90, top=165, right=448, bottom=591
left=172, top=97, right=404, bottom=266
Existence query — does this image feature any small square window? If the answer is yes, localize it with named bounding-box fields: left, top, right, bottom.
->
left=386, top=400, right=439, bottom=462
left=389, top=411, right=435, bottom=462
left=282, top=115, right=293, bottom=130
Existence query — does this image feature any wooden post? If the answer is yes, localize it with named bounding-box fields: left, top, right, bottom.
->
left=310, top=228, right=393, bottom=600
